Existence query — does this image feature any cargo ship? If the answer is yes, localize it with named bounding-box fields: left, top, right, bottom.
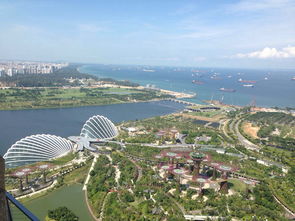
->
left=243, top=84, right=254, bottom=87
left=219, top=88, right=236, bottom=92
left=143, top=69, right=155, bottom=72
left=238, top=78, right=256, bottom=83
left=192, top=80, right=204, bottom=85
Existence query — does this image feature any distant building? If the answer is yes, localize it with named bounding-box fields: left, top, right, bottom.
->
left=0, top=61, right=68, bottom=76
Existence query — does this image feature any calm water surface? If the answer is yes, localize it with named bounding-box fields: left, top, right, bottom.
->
left=24, top=184, right=93, bottom=221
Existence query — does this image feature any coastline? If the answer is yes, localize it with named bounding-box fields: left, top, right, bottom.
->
left=0, top=97, right=187, bottom=112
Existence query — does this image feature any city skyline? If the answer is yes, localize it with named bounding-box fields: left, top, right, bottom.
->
left=0, top=0, right=295, bottom=69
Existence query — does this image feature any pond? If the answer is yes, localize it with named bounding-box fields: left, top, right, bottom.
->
left=24, top=184, right=94, bottom=221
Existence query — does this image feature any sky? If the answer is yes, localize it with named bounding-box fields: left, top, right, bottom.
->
left=0, top=0, right=295, bottom=68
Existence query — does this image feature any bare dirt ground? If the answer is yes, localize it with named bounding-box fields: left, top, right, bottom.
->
left=242, top=122, right=260, bottom=139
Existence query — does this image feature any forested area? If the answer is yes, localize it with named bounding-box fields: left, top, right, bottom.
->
left=0, top=65, right=140, bottom=87
left=247, top=112, right=295, bottom=126
left=246, top=112, right=295, bottom=151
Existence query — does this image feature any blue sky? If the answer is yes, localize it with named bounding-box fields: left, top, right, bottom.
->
left=0, top=0, right=295, bottom=68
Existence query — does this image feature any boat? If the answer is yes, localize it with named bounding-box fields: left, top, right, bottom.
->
left=210, top=75, right=221, bottom=80
left=238, top=79, right=256, bottom=83
left=243, top=84, right=254, bottom=87
left=264, top=77, right=268, bottom=80
left=143, top=69, right=155, bottom=72
left=219, top=88, right=236, bottom=92
left=192, top=80, right=204, bottom=85
left=291, top=77, right=295, bottom=81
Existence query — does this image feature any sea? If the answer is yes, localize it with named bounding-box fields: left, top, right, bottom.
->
left=80, top=64, right=295, bottom=108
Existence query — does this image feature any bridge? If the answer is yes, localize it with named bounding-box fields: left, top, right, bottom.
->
left=166, top=98, right=196, bottom=106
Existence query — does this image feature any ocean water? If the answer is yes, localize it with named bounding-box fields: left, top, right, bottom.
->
left=80, top=64, right=295, bottom=108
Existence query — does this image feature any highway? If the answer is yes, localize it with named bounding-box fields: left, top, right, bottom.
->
left=233, top=119, right=260, bottom=151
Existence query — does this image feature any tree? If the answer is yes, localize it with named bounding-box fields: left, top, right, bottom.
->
left=47, top=206, right=79, bottom=221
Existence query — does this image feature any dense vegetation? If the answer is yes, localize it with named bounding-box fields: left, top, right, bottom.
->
left=47, top=206, right=78, bottom=221
left=246, top=112, right=295, bottom=152
left=247, top=112, right=295, bottom=126
left=125, top=144, right=162, bottom=159
left=87, top=155, right=115, bottom=217
left=269, top=166, right=295, bottom=212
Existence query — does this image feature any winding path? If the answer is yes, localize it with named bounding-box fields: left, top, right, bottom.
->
left=83, top=155, right=98, bottom=190
left=128, top=158, right=142, bottom=183
left=84, top=189, right=101, bottom=221
left=272, top=191, right=295, bottom=219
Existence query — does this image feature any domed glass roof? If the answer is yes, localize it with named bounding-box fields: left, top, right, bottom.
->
left=80, top=115, right=118, bottom=139
left=3, top=134, right=73, bottom=167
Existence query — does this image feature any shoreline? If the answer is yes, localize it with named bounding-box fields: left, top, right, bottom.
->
left=0, top=83, right=195, bottom=111
left=0, top=97, right=186, bottom=112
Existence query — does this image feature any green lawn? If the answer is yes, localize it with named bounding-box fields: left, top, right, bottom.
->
left=0, top=87, right=171, bottom=110
left=228, top=178, right=247, bottom=192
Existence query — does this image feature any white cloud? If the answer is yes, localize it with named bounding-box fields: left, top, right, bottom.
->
left=234, top=46, right=295, bottom=59
left=228, top=0, right=293, bottom=12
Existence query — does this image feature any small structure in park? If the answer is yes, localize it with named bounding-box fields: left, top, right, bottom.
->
left=216, top=164, right=238, bottom=194
left=189, top=152, right=206, bottom=179
left=36, top=164, right=52, bottom=184
left=195, top=177, right=210, bottom=196
left=161, top=165, right=174, bottom=180
left=163, top=152, right=180, bottom=165
left=21, top=167, right=33, bottom=185
left=11, top=171, right=27, bottom=192
left=209, top=162, right=220, bottom=181
left=171, top=168, right=187, bottom=191
left=155, top=148, right=240, bottom=195
left=10, top=166, right=35, bottom=193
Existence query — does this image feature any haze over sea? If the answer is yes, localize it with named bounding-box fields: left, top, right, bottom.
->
left=80, top=65, right=295, bottom=108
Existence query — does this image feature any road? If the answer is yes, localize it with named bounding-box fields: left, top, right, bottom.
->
left=234, top=119, right=260, bottom=151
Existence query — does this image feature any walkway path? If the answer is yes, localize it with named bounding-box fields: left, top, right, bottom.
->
left=272, top=191, right=295, bottom=219
left=82, top=155, right=102, bottom=221
left=128, top=158, right=142, bottom=183
left=83, top=155, right=98, bottom=191
left=165, top=193, right=186, bottom=216
left=84, top=189, right=100, bottom=221
left=100, top=192, right=111, bottom=220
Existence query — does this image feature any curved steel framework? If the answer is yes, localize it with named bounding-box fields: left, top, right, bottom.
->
left=3, top=134, right=73, bottom=167
left=80, top=115, right=118, bottom=139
